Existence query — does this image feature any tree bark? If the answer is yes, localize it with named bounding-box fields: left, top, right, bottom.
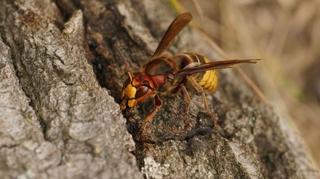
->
left=0, top=0, right=318, bottom=178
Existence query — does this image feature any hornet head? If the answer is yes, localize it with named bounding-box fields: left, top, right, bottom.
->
left=120, top=72, right=155, bottom=110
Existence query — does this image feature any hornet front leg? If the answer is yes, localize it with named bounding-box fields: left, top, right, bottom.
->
left=140, top=95, right=162, bottom=139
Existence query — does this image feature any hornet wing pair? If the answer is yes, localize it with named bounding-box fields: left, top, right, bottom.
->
left=152, top=12, right=259, bottom=79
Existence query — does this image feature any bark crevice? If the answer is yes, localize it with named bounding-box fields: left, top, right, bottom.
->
left=0, top=0, right=318, bottom=178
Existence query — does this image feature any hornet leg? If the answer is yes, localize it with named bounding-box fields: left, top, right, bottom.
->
left=188, top=77, right=218, bottom=127
left=181, top=85, right=191, bottom=113
left=169, top=79, right=191, bottom=113
left=140, top=95, right=162, bottom=139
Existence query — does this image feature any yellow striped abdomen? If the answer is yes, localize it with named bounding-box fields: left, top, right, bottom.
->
left=196, top=56, right=218, bottom=92
left=174, top=53, right=219, bottom=92
left=197, top=70, right=218, bottom=92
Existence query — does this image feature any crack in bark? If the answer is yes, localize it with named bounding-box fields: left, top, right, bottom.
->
left=1, top=0, right=317, bottom=178
left=51, top=1, right=239, bottom=175
left=1, top=29, right=49, bottom=141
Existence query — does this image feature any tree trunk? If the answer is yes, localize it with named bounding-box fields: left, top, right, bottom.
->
left=0, top=0, right=318, bottom=178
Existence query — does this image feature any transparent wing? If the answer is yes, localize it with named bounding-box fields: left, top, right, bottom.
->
left=176, top=59, right=260, bottom=77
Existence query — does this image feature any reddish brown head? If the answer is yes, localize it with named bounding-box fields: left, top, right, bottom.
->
left=120, top=72, right=166, bottom=110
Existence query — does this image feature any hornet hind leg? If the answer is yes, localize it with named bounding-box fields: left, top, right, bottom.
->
left=188, top=77, right=218, bottom=127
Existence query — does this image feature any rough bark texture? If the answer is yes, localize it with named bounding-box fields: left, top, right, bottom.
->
left=0, top=0, right=318, bottom=179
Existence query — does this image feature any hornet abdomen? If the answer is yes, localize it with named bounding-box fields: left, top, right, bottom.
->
left=174, top=53, right=218, bottom=92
